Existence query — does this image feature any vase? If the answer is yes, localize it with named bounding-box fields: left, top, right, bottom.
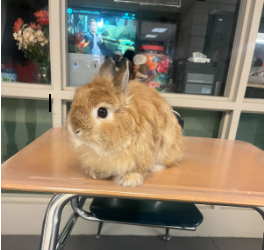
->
left=33, top=63, right=50, bottom=84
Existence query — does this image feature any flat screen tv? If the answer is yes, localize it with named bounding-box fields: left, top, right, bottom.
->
left=67, top=8, right=136, bottom=57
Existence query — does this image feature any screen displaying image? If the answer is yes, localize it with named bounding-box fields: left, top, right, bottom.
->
left=67, top=8, right=136, bottom=57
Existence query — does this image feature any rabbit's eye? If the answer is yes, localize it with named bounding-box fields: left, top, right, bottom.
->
left=98, top=107, right=107, bottom=118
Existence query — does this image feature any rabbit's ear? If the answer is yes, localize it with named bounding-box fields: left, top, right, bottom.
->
left=99, top=58, right=116, bottom=81
left=113, top=59, right=129, bottom=93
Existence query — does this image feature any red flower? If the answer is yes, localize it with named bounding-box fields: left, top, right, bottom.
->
left=34, top=10, right=49, bottom=25
left=36, top=18, right=49, bottom=25
left=29, top=22, right=42, bottom=30
left=13, top=18, right=24, bottom=33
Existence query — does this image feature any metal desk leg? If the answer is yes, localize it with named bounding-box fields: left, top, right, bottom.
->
left=56, top=197, right=87, bottom=250
left=263, top=233, right=264, bottom=250
left=40, top=194, right=77, bottom=250
left=56, top=212, right=78, bottom=250
left=162, top=228, right=172, bottom=242
left=252, top=207, right=264, bottom=250
left=95, top=222, right=104, bottom=239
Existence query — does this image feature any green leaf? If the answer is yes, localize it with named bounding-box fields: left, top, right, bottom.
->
left=43, top=27, right=49, bottom=40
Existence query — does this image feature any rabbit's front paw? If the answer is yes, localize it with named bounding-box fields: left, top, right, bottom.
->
left=114, top=173, right=144, bottom=187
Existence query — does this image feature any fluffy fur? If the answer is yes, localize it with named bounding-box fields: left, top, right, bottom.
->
left=67, top=59, right=184, bottom=187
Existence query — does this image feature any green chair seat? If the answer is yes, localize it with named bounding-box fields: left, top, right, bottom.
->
left=90, top=197, right=203, bottom=228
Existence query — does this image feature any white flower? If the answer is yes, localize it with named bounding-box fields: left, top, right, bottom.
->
left=35, top=30, right=45, bottom=42
left=18, top=30, right=22, bottom=35
left=27, top=27, right=34, bottom=33
left=40, top=41, right=46, bottom=46
left=23, top=27, right=35, bottom=41
left=18, top=42, right=22, bottom=50
left=23, top=40, right=29, bottom=49
left=28, top=34, right=35, bottom=43
left=17, top=36, right=23, bottom=43
left=45, top=39, right=48, bottom=44
left=13, top=33, right=18, bottom=39
left=23, top=30, right=30, bottom=40
left=38, top=34, right=45, bottom=42
left=35, top=30, right=43, bottom=37
left=38, top=36, right=45, bottom=42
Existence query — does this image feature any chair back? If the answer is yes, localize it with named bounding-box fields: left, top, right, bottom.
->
left=172, top=110, right=184, bottom=129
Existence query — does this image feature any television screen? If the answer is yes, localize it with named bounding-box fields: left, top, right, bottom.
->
left=67, top=8, right=136, bottom=58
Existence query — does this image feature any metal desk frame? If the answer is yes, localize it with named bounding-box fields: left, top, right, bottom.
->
left=40, top=194, right=264, bottom=250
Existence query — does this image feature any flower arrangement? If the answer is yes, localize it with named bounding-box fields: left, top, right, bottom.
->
left=13, top=10, right=50, bottom=65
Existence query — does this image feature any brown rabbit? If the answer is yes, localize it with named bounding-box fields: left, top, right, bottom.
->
left=67, top=58, right=184, bottom=187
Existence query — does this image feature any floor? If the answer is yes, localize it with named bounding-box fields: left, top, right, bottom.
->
left=1, top=236, right=263, bottom=250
